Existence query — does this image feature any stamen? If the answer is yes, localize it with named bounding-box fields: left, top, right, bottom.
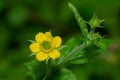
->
left=42, top=41, right=51, bottom=50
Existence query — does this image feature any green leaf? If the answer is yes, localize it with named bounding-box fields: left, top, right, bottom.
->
left=100, top=38, right=114, bottom=47
left=59, top=37, right=82, bottom=61
left=97, top=41, right=108, bottom=56
left=94, top=38, right=113, bottom=56
left=83, top=44, right=101, bottom=58
left=70, top=58, right=88, bottom=64
left=52, top=68, right=76, bottom=80
left=70, top=44, right=101, bottom=64
left=57, top=37, right=87, bottom=66
left=68, top=3, right=88, bottom=37
left=25, top=59, right=46, bottom=80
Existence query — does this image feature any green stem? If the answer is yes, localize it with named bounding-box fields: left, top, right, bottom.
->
left=43, top=60, right=51, bottom=80
left=90, top=29, right=95, bottom=35
left=57, top=42, right=86, bottom=68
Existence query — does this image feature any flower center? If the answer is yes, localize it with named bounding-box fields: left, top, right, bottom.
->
left=41, top=41, right=51, bottom=50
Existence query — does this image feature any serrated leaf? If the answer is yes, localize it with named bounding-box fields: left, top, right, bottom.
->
left=83, top=44, right=101, bottom=57
left=68, top=3, right=88, bottom=37
left=52, top=68, right=76, bottom=80
left=59, top=37, right=82, bottom=61
left=100, top=38, right=114, bottom=47
left=70, top=44, right=102, bottom=64
left=70, top=58, right=88, bottom=64
left=94, top=38, right=113, bottom=56
left=25, top=59, right=46, bottom=80
left=98, top=42, right=108, bottom=56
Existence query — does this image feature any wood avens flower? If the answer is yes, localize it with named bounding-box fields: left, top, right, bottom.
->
left=29, top=32, right=62, bottom=61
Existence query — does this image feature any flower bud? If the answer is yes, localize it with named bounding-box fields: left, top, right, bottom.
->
left=88, top=15, right=103, bottom=29
left=92, top=33, right=102, bottom=41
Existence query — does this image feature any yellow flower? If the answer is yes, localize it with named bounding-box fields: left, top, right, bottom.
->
left=29, top=32, right=62, bottom=61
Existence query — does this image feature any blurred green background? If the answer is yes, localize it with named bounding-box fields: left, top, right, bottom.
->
left=0, top=0, right=120, bottom=80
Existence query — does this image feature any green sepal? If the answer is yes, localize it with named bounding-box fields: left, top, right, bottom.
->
left=92, top=33, right=102, bottom=41
left=28, top=40, right=35, bottom=43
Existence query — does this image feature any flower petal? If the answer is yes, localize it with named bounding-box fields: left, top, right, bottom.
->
left=48, top=50, right=60, bottom=60
left=36, top=52, right=48, bottom=61
left=29, top=43, right=40, bottom=53
left=51, top=36, right=62, bottom=48
left=45, top=32, right=53, bottom=42
left=35, top=32, right=46, bottom=43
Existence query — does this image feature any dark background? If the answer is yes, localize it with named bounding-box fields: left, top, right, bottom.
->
left=0, top=0, right=120, bottom=80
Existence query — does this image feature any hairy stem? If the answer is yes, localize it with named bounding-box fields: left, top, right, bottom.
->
left=43, top=60, right=51, bottom=80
